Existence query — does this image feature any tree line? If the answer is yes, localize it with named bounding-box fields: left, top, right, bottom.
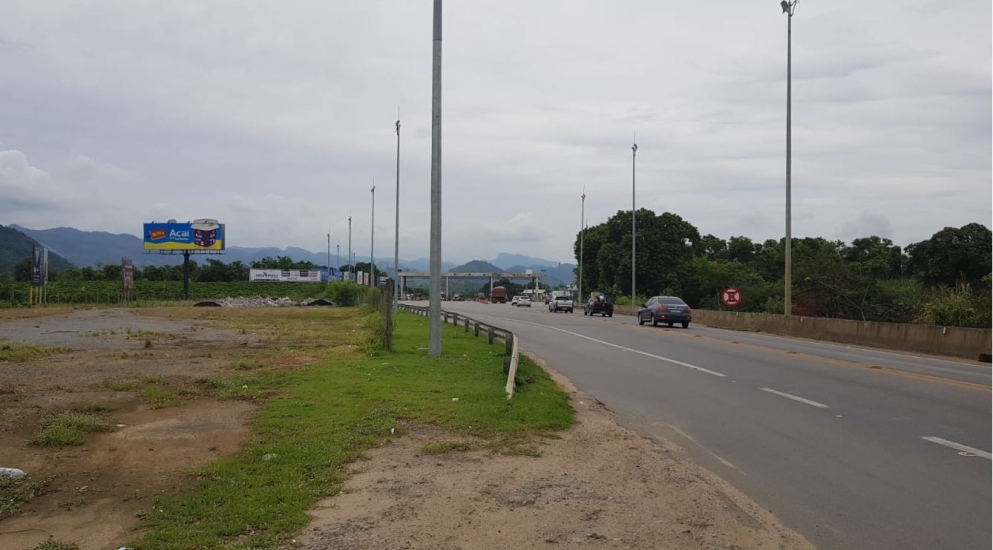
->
left=575, top=210, right=991, bottom=328
left=9, top=255, right=384, bottom=284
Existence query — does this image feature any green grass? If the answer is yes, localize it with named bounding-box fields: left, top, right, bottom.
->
left=31, top=411, right=112, bottom=446
left=0, top=342, right=69, bottom=363
left=0, top=474, right=52, bottom=520
left=29, top=543, right=79, bottom=550
left=144, top=387, right=181, bottom=408
left=228, top=359, right=266, bottom=371
left=129, top=310, right=574, bottom=549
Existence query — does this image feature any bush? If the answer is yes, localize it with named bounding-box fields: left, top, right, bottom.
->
left=917, top=285, right=992, bottom=328
left=326, top=281, right=362, bottom=306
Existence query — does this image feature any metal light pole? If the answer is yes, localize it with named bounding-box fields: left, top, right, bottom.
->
left=347, top=214, right=352, bottom=283
left=579, top=190, right=585, bottom=303
left=370, top=180, right=376, bottom=287
left=631, top=140, right=638, bottom=307
left=428, top=0, right=443, bottom=357
left=781, top=0, right=796, bottom=317
left=394, top=118, right=401, bottom=307
left=336, top=243, right=340, bottom=275
left=327, top=230, right=331, bottom=288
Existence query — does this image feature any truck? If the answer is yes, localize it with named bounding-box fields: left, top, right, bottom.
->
left=490, top=286, right=508, bottom=303
left=583, top=291, right=614, bottom=317
left=549, top=295, right=574, bottom=313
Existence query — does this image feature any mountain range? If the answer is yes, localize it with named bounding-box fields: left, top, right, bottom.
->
left=0, top=225, right=74, bottom=276
left=3, top=225, right=576, bottom=284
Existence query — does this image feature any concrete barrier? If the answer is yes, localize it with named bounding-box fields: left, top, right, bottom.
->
left=614, top=305, right=992, bottom=361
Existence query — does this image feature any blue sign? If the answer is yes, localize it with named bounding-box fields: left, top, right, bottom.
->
left=144, top=221, right=225, bottom=251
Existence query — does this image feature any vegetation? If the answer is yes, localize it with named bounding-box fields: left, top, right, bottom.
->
left=31, top=411, right=112, bottom=446
left=0, top=342, right=70, bottom=363
left=0, top=474, right=52, bottom=520
left=128, top=311, right=573, bottom=549
left=576, top=214, right=991, bottom=328
left=28, top=541, right=79, bottom=550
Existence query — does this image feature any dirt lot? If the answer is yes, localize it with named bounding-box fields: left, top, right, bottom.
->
left=0, top=308, right=813, bottom=550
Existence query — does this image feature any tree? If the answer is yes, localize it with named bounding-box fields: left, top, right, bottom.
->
left=906, top=224, right=992, bottom=287
left=13, top=258, right=32, bottom=282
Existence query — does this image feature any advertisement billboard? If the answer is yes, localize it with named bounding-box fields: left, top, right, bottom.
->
left=122, top=257, right=135, bottom=292
left=249, top=269, right=329, bottom=283
left=31, top=245, right=48, bottom=287
left=143, top=219, right=225, bottom=251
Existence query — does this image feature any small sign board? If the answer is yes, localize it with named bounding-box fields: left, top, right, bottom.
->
left=721, top=287, right=741, bottom=308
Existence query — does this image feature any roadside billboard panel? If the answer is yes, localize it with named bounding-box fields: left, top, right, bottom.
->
left=249, top=269, right=328, bottom=283
left=143, top=219, right=225, bottom=251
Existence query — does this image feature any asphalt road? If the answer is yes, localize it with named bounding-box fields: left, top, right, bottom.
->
left=436, top=301, right=992, bottom=550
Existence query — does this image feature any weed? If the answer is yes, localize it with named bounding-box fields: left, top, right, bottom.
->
left=143, top=338, right=152, bottom=348
left=422, top=441, right=473, bottom=455
left=31, top=411, right=111, bottom=446
left=75, top=402, right=115, bottom=413
left=143, top=376, right=169, bottom=386
left=104, top=379, right=139, bottom=392
left=144, top=387, right=180, bottom=408
left=0, top=474, right=52, bottom=519
left=0, top=342, right=69, bottom=363
left=30, top=542, right=80, bottom=550
left=228, top=359, right=265, bottom=371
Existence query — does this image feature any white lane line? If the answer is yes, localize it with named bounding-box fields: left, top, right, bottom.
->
left=466, top=311, right=726, bottom=377
left=921, top=436, right=992, bottom=460
left=760, top=387, right=830, bottom=409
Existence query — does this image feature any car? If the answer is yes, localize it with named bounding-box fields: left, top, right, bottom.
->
left=550, top=295, right=574, bottom=313
left=511, top=296, right=531, bottom=307
left=583, top=293, right=613, bottom=317
left=637, top=296, right=692, bottom=328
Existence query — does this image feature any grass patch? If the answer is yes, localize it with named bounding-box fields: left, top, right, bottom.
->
left=228, top=359, right=266, bottom=371
left=29, top=542, right=79, bottom=550
left=0, top=342, right=69, bottom=363
left=31, top=411, right=111, bottom=446
left=144, top=387, right=181, bottom=408
left=129, top=310, right=574, bottom=549
left=103, top=379, right=139, bottom=392
left=422, top=441, right=473, bottom=455
left=0, top=474, right=52, bottom=520
left=75, top=402, right=115, bottom=413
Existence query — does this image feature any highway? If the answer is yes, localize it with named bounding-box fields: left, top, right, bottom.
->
left=436, top=301, right=992, bottom=550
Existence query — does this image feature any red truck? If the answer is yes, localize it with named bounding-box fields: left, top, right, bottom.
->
left=490, top=286, right=508, bottom=303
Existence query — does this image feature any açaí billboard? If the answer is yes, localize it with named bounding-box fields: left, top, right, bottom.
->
left=143, top=219, right=225, bottom=251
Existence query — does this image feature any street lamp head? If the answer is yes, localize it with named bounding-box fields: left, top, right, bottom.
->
left=396, top=120, right=401, bottom=133
left=632, top=143, right=638, bottom=153
left=781, top=0, right=789, bottom=12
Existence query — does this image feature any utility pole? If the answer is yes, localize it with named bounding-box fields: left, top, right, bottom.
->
left=631, top=138, right=638, bottom=307
left=327, top=230, right=331, bottom=288
left=336, top=243, right=340, bottom=276
left=347, top=214, right=352, bottom=283
left=428, top=0, right=443, bottom=357
left=580, top=190, right=585, bottom=303
left=370, top=180, right=376, bottom=287
left=781, top=0, right=797, bottom=317
left=394, top=117, right=401, bottom=307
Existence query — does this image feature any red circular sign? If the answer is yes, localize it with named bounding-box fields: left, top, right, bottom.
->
left=722, top=287, right=741, bottom=307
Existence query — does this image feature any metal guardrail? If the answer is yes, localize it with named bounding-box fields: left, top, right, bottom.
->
left=397, top=303, right=521, bottom=398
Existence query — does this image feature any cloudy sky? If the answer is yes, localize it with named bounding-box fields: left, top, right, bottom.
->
left=1, top=0, right=989, bottom=265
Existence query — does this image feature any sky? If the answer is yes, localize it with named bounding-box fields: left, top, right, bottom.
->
left=0, top=0, right=990, bottom=265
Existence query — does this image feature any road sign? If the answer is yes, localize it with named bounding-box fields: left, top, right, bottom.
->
left=722, top=287, right=741, bottom=308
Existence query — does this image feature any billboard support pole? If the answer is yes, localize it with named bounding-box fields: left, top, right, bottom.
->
left=182, top=251, right=191, bottom=300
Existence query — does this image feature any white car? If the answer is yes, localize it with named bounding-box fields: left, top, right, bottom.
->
left=512, top=296, right=531, bottom=307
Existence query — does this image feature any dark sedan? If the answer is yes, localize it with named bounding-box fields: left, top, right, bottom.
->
left=637, top=296, right=692, bottom=328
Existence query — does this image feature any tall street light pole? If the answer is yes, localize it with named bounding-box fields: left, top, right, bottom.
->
left=579, top=190, right=585, bottom=303
left=428, top=0, right=443, bottom=357
left=394, top=118, right=401, bottom=307
left=327, top=230, right=331, bottom=288
left=631, top=139, right=638, bottom=308
left=347, top=214, right=352, bottom=283
left=336, top=243, right=340, bottom=276
left=781, top=0, right=797, bottom=317
left=370, top=180, right=376, bottom=287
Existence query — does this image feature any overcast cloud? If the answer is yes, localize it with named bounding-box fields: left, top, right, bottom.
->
left=0, top=0, right=989, bottom=264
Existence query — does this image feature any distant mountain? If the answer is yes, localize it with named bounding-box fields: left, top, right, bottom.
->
left=448, top=260, right=504, bottom=273
left=0, top=225, right=75, bottom=276
left=503, top=262, right=576, bottom=285
left=490, top=253, right=559, bottom=270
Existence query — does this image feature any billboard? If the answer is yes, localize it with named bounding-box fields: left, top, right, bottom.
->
left=122, top=257, right=135, bottom=293
left=143, top=219, right=225, bottom=251
left=249, top=269, right=329, bottom=283
left=31, top=246, right=48, bottom=287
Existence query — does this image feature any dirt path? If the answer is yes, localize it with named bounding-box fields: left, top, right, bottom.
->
left=297, top=366, right=814, bottom=550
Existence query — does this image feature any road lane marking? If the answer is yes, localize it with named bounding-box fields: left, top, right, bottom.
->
left=920, top=437, right=992, bottom=460
left=466, top=311, right=726, bottom=377
left=760, top=387, right=830, bottom=409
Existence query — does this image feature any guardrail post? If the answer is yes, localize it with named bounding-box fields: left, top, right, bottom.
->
left=464, top=318, right=469, bottom=332
left=474, top=321, right=480, bottom=336
left=488, top=326, right=495, bottom=345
